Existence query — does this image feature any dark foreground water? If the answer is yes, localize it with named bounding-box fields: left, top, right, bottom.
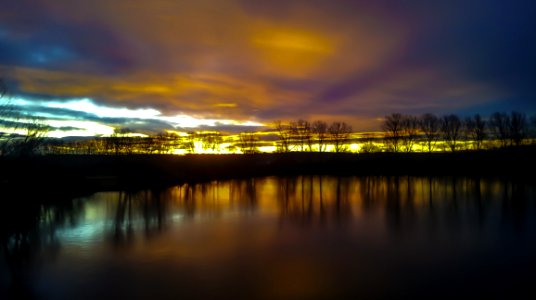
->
left=1, top=176, right=536, bottom=299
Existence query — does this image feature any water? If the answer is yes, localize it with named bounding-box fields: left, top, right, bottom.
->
left=1, top=176, right=536, bottom=299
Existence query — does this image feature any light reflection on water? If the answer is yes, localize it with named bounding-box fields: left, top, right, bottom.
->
left=1, top=176, right=536, bottom=299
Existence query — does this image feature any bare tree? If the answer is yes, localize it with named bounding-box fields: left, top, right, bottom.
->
left=419, top=113, right=440, bottom=152
left=1, top=81, right=49, bottom=155
left=11, top=117, right=49, bottom=156
left=238, top=132, right=259, bottom=154
left=290, top=119, right=312, bottom=152
left=382, top=113, right=403, bottom=152
left=489, top=112, right=510, bottom=147
left=401, top=115, right=419, bottom=152
left=441, top=114, right=462, bottom=152
left=0, top=79, right=14, bottom=145
left=183, top=132, right=197, bottom=153
left=107, top=127, right=135, bottom=155
left=312, top=120, right=328, bottom=152
left=274, top=120, right=292, bottom=152
left=464, top=114, right=486, bottom=150
left=289, top=121, right=298, bottom=150
left=302, top=120, right=314, bottom=151
left=509, top=111, right=527, bottom=146
left=84, top=139, right=99, bottom=155
left=158, top=132, right=178, bottom=154
left=329, top=122, right=352, bottom=153
left=139, top=135, right=163, bottom=154
left=359, top=133, right=380, bottom=153
left=89, top=137, right=107, bottom=154
left=198, top=131, right=222, bottom=152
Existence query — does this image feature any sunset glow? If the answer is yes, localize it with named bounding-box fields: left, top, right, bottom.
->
left=2, top=2, right=536, bottom=299
left=1, top=0, right=534, bottom=138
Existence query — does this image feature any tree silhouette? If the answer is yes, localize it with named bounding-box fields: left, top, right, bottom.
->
left=359, top=133, right=380, bottom=153
left=161, top=132, right=181, bottom=154
left=184, top=132, right=197, bottom=153
left=107, top=127, right=135, bottom=155
left=329, top=122, right=352, bottom=153
left=274, top=120, right=292, bottom=152
left=383, top=113, right=403, bottom=152
left=141, top=135, right=161, bottom=154
left=290, top=119, right=312, bottom=152
left=419, top=113, right=440, bottom=152
left=139, top=132, right=172, bottom=154
left=198, top=131, right=222, bottom=152
left=0, top=79, right=14, bottom=149
left=464, top=114, right=486, bottom=150
left=401, top=115, right=419, bottom=152
left=489, top=112, right=511, bottom=147
left=238, top=132, right=259, bottom=154
left=1, top=80, right=49, bottom=156
left=509, top=111, right=527, bottom=146
left=441, top=114, right=462, bottom=151
left=9, top=117, right=50, bottom=156
left=312, top=120, right=328, bottom=152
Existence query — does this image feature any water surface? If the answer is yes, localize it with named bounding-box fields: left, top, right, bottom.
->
left=2, top=176, right=536, bottom=299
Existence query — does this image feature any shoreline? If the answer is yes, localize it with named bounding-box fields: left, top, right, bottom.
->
left=1, top=146, right=535, bottom=194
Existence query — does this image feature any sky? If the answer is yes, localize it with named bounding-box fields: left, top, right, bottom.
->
left=1, top=0, right=535, bottom=137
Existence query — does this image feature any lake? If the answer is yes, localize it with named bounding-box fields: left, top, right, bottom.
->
left=1, top=176, right=536, bottom=299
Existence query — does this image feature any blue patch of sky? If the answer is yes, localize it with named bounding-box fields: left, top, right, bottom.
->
left=28, top=45, right=77, bottom=65
left=0, top=27, right=8, bottom=38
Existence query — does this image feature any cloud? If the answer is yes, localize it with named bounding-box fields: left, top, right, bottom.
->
left=4, top=95, right=264, bottom=137
left=1, top=0, right=535, bottom=134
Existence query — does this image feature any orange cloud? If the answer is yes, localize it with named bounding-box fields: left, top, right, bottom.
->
left=2, top=0, right=517, bottom=131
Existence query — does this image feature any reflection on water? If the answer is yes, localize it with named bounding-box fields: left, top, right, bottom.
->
left=1, top=176, right=536, bottom=299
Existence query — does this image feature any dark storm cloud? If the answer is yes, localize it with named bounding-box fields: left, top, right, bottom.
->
left=0, top=18, right=135, bottom=73
left=399, top=1, right=536, bottom=95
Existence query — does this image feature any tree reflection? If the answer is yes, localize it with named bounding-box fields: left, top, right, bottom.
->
left=501, top=181, right=531, bottom=232
left=1, top=176, right=535, bottom=299
left=351, top=176, right=535, bottom=236
left=276, top=176, right=353, bottom=227
left=0, top=192, right=84, bottom=298
left=230, top=178, right=258, bottom=213
left=108, top=189, right=171, bottom=247
left=334, top=177, right=353, bottom=225
left=142, top=190, right=167, bottom=237
left=110, top=191, right=135, bottom=247
left=169, top=180, right=259, bottom=219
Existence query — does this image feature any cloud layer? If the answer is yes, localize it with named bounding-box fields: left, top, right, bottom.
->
left=1, top=0, right=535, bottom=135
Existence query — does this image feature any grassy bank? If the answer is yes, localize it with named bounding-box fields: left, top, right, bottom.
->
left=1, top=145, right=535, bottom=192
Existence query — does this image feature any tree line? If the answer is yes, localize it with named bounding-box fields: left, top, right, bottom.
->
left=1, top=79, right=52, bottom=156
left=274, top=120, right=353, bottom=153
left=1, top=79, right=536, bottom=155
left=382, top=111, right=533, bottom=152
left=1, top=112, right=535, bottom=156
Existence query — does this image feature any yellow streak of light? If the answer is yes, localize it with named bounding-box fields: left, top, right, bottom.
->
left=213, top=103, right=237, bottom=108
left=166, top=130, right=189, bottom=137
left=258, top=145, right=277, bottom=153
left=253, top=31, right=332, bottom=53
left=349, top=143, right=361, bottom=152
